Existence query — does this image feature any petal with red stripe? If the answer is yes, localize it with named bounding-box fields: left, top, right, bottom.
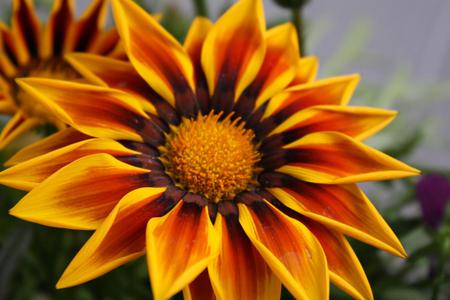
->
left=304, top=219, right=373, bottom=300
left=17, top=78, right=150, bottom=142
left=183, top=270, right=216, bottom=300
left=146, top=201, right=219, bottom=300
left=64, top=0, right=107, bottom=53
left=66, top=53, right=159, bottom=114
left=209, top=212, right=281, bottom=300
left=9, top=153, right=151, bottom=230
left=0, top=110, right=41, bottom=149
left=275, top=131, right=419, bottom=183
left=264, top=172, right=407, bottom=256
left=112, top=0, right=196, bottom=115
left=5, top=128, right=89, bottom=166
left=288, top=56, right=319, bottom=86
left=202, top=0, right=266, bottom=113
left=0, top=138, right=138, bottom=190
left=56, top=187, right=172, bottom=288
left=253, top=23, right=300, bottom=108
left=42, top=0, right=74, bottom=58
left=183, top=17, right=213, bottom=113
left=238, top=198, right=329, bottom=300
left=11, top=0, right=41, bottom=64
left=260, top=105, right=397, bottom=153
left=263, top=74, right=360, bottom=120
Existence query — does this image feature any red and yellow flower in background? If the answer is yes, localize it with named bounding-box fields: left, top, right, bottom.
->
left=0, top=0, right=419, bottom=299
left=0, top=0, right=124, bottom=148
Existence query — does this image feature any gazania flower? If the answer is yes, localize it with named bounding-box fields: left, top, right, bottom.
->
left=0, top=0, right=124, bottom=148
left=0, top=0, right=419, bottom=299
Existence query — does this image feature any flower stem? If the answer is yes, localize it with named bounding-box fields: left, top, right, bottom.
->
left=291, top=4, right=306, bottom=55
left=193, top=0, right=208, bottom=17
left=430, top=252, right=447, bottom=300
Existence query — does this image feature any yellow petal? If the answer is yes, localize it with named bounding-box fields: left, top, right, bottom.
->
left=289, top=56, right=319, bottom=86
left=146, top=201, right=219, bottom=300
left=277, top=131, right=419, bottom=183
left=17, top=78, right=149, bottom=142
left=56, top=187, right=167, bottom=289
left=238, top=200, right=329, bottom=300
left=0, top=138, right=137, bottom=190
left=201, top=0, right=265, bottom=107
left=9, top=153, right=150, bottom=230
left=209, top=213, right=281, bottom=300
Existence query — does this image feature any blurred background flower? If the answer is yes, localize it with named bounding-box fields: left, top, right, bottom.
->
left=1, top=0, right=449, bottom=299
left=416, top=175, right=450, bottom=230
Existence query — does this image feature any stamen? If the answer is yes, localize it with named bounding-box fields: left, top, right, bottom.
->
left=162, top=112, right=260, bottom=202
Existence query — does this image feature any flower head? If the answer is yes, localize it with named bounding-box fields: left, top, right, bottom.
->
left=0, top=0, right=124, bottom=148
left=0, top=0, right=419, bottom=299
left=416, top=174, right=450, bottom=229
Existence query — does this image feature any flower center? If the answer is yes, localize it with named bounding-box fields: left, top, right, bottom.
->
left=162, top=113, right=260, bottom=202
left=12, top=58, right=80, bottom=121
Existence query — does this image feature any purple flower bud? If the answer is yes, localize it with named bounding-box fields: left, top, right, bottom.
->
left=416, top=175, right=450, bottom=229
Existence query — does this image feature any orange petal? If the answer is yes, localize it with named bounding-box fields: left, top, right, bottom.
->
left=63, top=0, right=107, bottom=53
left=183, top=270, right=216, bottom=300
left=264, top=172, right=407, bottom=256
left=183, top=17, right=213, bottom=113
left=5, top=127, right=89, bottom=166
left=201, top=0, right=266, bottom=112
left=261, top=105, right=397, bottom=152
left=11, top=0, right=41, bottom=64
left=238, top=197, right=329, bottom=300
left=209, top=212, right=281, bottom=300
left=288, top=56, right=319, bottom=86
left=42, top=0, right=74, bottom=58
left=17, top=78, right=151, bottom=142
left=112, top=0, right=196, bottom=114
left=274, top=131, right=419, bottom=183
left=304, top=219, right=373, bottom=300
left=0, top=111, right=41, bottom=149
left=0, top=138, right=138, bottom=190
left=65, top=53, right=158, bottom=116
left=9, top=153, right=150, bottom=230
left=56, top=187, right=170, bottom=288
left=146, top=201, right=219, bottom=300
